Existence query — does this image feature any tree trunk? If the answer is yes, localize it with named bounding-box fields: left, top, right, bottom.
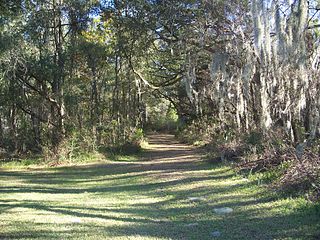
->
left=9, top=104, right=18, bottom=152
left=51, top=0, right=66, bottom=152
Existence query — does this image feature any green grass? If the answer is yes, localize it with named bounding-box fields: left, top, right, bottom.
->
left=0, top=153, right=108, bottom=169
left=0, top=140, right=319, bottom=239
left=106, top=153, right=141, bottom=163
left=0, top=156, right=43, bottom=169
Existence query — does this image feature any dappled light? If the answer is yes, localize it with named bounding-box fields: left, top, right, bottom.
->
left=1, top=135, right=319, bottom=239
left=1, top=0, right=320, bottom=239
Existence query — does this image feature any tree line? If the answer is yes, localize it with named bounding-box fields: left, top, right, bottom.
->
left=0, top=0, right=319, bottom=158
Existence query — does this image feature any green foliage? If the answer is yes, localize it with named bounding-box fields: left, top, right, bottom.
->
left=42, top=129, right=98, bottom=163
left=131, top=128, right=144, bottom=144
left=0, top=157, right=41, bottom=169
left=201, top=126, right=320, bottom=202
left=145, top=99, right=179, bottom=132
left=98, top=127, right=145, bottom=156
left=176, top=117, right=219, bottom=145
left=0, top=0, right=319, bottom=208
left=243, top=131, right=264, bottom=146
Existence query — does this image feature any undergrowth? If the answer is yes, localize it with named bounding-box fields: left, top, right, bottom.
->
left=0, top=128, right=146, bottom=169
left=178, top=120, right=320, bottom=202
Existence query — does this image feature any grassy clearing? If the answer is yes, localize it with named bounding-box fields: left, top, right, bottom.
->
left=0, top=135, right=319, bottom=240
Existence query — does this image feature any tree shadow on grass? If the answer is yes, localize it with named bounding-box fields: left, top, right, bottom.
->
left=1, top=169, right=319, bottom=240
left=0, top=134, right=319, bottom=239
left=1, top=195, right=319, bottom=240
left=0, top=172, right=235, bottom=196
left=0, top=155, right=219, bottom=187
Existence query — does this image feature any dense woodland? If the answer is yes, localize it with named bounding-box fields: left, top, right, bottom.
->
left=0, top=1, right=319, bottom=198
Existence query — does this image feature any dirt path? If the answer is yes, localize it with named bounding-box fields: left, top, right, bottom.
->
left=0, top=134, right=319, bottom=239
left=140, top=134, right=204, bottom=174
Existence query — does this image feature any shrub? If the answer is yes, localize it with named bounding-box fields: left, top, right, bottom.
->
left=276, top=149, right=320, bottom=201
left=44, top=129, right=97, bottom=164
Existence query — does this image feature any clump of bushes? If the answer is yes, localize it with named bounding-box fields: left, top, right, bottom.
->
left=235, top=130, right=291, bottom=172
left=176, top=117, right=218, bottom=145
left=43, top=129, right=98, bottom=165
left=43, top=126, right=146, bottom=166
left=117, top=128, right=145, bottom=154
left=98, top=127, right=146, bottom=156
left=276, top=148, right=320, bottom=201
left=203, top=127, right=320, bottom=202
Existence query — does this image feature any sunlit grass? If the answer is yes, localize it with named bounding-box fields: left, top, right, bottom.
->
left=0, top=152, right=108, bottom=170
left=107, top=154, right=140, bottom=162
left=0, top=137, right=319, bottom=239
left=0, top=157, right=43, bottom=169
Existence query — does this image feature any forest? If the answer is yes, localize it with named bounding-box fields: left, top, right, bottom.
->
left=0, top=0, right=320, bottom=239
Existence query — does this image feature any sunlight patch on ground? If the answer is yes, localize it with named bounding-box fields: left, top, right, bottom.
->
left=0, top=135, right=319, bottom=239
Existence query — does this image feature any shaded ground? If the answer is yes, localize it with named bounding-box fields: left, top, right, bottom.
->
left=0, top=134, right=319, bottom=239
